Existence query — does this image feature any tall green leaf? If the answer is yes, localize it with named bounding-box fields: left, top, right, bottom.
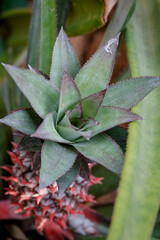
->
left=107, top=1, right=160, bottom=240
left=27, top=0, right=41, bottom=68
left=39, top=0, right=57, bottom=75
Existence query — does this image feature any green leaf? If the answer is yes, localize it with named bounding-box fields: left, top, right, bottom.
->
left=55, top=0, right=70, bottom=32
left=0, top=108, right=42, bottom=135
left=16, top=135, right=42, bottom=152
left=0, top=9, right=31, bottom=47
left=66, top=0, right=104, bottom=36
left=103, top=77, right=160, bottom=109
left=73, top=134, right=124, bottom=175
left=75, top=35, right=119, bottom=99
left=106, top=127, right=128, bottom=153
left=27, top=0, right=41, bottom=68
left=57, top=158, right=81, bottom=194
left=32, top=112, right=70, bottom=143
left=2, top=64, right=59, bottom=118
left=100, top=0, right=135, bottom=45
left=81, top=89, right=106, bottom=118
left=39, top=140, right=78, bottom=189
left=50, top=28, right=80, bottom=89
left=57, top=71, right=81, bottom=122
left=91, top=106, right=141, bottom=137
left=107, top=1, right=160, bottom=240
left=89, top=164, right=119, bottom=198
left=39, top=0, right=57, bottom=75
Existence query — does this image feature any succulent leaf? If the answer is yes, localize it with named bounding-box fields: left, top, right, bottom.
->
left=50, top=28, right=80, bottom=89
left=2, top=64, right=59, bottom=118
left=81, top=89, right=106, bottom=118
left=57, top=71, right=81, bottom=122
left=16, top=135, right=42, bottom=152
left=32, top=112, right=70, bottom=143
left=75, top=34, right=120, bottom=98
left=103, top=77, right=160, bottom=109
left=40, top=140, right=78, bottom=189
left=73, top=133, right=124, bottom=175
left=28, top=65, right=50, bottom=80
left=0, top=108, right=42, bottom=135
left=91, top=106, right=142, bottom=137
left=57, top=158, right=81, bottom=194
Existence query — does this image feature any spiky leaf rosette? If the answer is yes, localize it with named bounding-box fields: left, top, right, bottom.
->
left=2, top=142, right=103, bottom=236
left=1, top=29, right=160, bottom=190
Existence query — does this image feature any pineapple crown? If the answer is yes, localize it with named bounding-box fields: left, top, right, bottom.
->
left=1, top=28, right=160, bottom=190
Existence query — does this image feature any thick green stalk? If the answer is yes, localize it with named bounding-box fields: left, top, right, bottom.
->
left=107, top=1, right=160, bottom=240
left=39, top=0, right=57, bottom=75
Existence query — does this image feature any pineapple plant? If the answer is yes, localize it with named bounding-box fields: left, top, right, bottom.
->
left=1, top=28, right=160, bottom=238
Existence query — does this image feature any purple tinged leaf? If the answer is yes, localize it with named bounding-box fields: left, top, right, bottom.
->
left=16, top=135, right=42, bottom=152
left=50, top=28, right=80, bottom=89
left=33, top=151, right=41, bottom=171
left=39, top=140, right=78, bottom=189
left=91, top=106, right=142, bottom=137
left=73, top=133, right=124, bottom=175
left=32, top=112, right=70, bottom=143
left=102, top=76, right=160, bottom=109
left=2, top=64, right=59, bottom=118
left=0, top=108, right=42, bottom=135
left=67, top=103, right=83, bottom=121
left=28, top=65, right=50, bottom=80
left=80, top=89, right=107, bottom=118
left=57, top=71, right=81, bottom=122
left=75, top=34, right=120, bottom=98
left=79, top=157, right=90, bottom=182
left=57, top=158, right=81, bottom=195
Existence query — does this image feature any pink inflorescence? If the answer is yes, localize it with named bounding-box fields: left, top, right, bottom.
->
left=2, top=142, right=103, bottom=234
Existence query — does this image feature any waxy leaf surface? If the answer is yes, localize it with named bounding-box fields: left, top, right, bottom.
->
left=81, top=89, right=106, bottom=118
left=32, top=112, right=70, bottom=143
left=50, top=28, right=80, bottom=89
left=58, top=71, right=80, bottom=121
left=73, top=134, right=124, bottom=175
left=103, top=77, right=160, bottom=109
left=92, top=106, right=141, bottom=136
left=40, top=140, right=78, bottom=189
left=2, top=64, right=59, bottom=118
left=75, top=35, right=119, bottom=98
left=0, top=108, right=42, bottom=135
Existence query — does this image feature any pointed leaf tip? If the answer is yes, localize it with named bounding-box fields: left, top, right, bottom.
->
left=2, top=64, right=59, bottom=118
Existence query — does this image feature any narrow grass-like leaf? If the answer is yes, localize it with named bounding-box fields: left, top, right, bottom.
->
left=81, top=89, right=106, bottom=118
left=32, top=112, right=70, bottom=143
left=73, top=134, right=124, bottom=175
left=107, top=1, right=160, bottom=240
left=57, top=71, right=81, bottom=122
left=2, top=64, right=59, bottom=118
left=103, top=77, right=160, bottom=109
left=55, top=0, right=70, bottom=32
left=39, top=0, right=57, bottom=75
left=91, top=106, right=141, bottom=137
left=57, top=158, right=81, bottom=194
left=0, top=108, right=42, bottom=135
left=39, top=140, right=78, bottom=189
left=27, top=0, right=40, bottom=68
left=75, top=35, right=119, bottom=98
left=50, top=28, right=80, bottom=89
left=100, top=0, right=135, bottom=45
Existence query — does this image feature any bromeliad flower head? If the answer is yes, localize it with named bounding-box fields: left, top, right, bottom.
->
left=2, top=141, right=103, bottom=236
left=1, top=29, right=160, bottom=196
